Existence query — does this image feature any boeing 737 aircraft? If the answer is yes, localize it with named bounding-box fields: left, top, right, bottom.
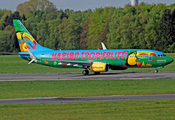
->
left=11, top=20, right=173, bottom=75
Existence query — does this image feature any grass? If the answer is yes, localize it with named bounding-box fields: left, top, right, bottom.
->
left=0, top=100, right=175, bottom=120
left=0, top=54, right=174, bottom=120
left=0, top=55, right=82, bottom=73
left=0, top=79, right=175, bottom=99
left=0, top=53, right=175, bottom=73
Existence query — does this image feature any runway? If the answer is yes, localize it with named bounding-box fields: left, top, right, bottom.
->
left=1, top=94, right=175, bottom=105
left=0, top=71, right=175, bottom=81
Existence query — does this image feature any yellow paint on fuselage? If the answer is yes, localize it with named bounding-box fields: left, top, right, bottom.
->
left=127, top=53, right=137, bottom=65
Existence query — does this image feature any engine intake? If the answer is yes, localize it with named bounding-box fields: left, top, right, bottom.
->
left=90, top=63, right=109, bottom=72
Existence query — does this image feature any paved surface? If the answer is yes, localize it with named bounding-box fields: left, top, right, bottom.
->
left=1, top=94, right=175, bottom=105
left=0, top=71, right=175, bottom=81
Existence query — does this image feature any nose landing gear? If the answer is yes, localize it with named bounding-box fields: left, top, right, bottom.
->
left=154, top=69, right=158, bottom=73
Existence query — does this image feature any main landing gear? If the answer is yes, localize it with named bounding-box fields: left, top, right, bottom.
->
left=82, top=69, right=89, bottom=75
left=154, top=69, right=158, bottom=73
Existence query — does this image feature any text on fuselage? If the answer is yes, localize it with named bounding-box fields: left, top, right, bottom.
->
left=52, top=52, right=128, bottom=60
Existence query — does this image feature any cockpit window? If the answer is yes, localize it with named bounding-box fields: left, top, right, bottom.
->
left=158, top=54, right=166, bottom=57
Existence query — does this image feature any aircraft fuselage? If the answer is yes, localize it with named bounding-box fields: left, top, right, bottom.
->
left=19, top=49, right=173, bottom=70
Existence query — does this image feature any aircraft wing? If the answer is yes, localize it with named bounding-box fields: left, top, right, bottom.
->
left=27, top=48, right=92, bottom=67
left=43, top=59, right=92, bottom=67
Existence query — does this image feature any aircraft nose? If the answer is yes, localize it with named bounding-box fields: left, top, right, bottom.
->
left=167, top=57, right=173, bottom=64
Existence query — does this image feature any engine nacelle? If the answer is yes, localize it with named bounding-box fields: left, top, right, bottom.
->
left=90, top=63, right=109, bottom=72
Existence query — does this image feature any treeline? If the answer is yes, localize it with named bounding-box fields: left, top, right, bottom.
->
left=0, top=0, right=175, bottom=53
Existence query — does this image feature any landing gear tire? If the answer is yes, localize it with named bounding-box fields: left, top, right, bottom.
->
left=154, top=69, right=158, bottom=73
left=82, top=70, right=89, bottom=75
left=94, top=72, right=100, bottom=75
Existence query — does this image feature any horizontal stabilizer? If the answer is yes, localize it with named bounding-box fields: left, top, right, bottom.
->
left=0, top=52, right=29, bottom=56
left=27, top=48, right=37, bottom=64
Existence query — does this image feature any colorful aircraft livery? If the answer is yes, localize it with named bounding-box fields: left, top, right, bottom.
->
left=17, top=32, right=37, bottom=52
left=13, top=20, right=173, bottom=75
left=52, top=52, right=128, bottom=60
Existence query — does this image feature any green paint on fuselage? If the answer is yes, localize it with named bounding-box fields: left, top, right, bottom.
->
left=19, top=49, right=173, bottom=70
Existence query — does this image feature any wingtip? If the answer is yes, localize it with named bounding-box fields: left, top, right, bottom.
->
left=101, top=42, right=107, bottom=50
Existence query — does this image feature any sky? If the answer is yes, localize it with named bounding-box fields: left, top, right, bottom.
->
left=0, top=0, right=175, bottom=12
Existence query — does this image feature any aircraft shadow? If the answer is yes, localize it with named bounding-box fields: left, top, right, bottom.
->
left=87, top=71, right=139, bottom=76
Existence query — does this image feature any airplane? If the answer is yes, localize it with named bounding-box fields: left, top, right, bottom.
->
left=8, top=19, right=174, bottom=75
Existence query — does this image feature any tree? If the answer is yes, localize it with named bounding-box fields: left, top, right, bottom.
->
left=144, top=4, right=166, bottom=50
left=37, top=20, right=48, bottom=46
left=157, top=9, right=175, bottom=52
left=16, top=0, right=57, bottom=14
left=0, top=2, right=175, bottom=53
left=86, top=7, right=114, bottom=49
left=80, top=19, right=90, bottom=50
left=3, top=11, right=21, bottom=30
left=44, top=19, right=61, bottom=49
left=0, top=30, right=12, bottom=52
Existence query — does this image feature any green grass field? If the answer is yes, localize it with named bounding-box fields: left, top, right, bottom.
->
left=0, top=55, right=82, bottom=73
left=0, top=79, right=174, bottom=119
left=0, top=79, right=175, bottom=99
left=0, top=53, right=174, bottom=73
left=1, top=100, right=175, bottom=120
left=0, top=54, right=175, bottom=119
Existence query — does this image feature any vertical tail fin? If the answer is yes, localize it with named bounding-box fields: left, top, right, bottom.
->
left=13, top=20, right=52, bottom=52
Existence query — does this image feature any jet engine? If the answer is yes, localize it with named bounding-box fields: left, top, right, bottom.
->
left=90, top=63, right=109, bottom=72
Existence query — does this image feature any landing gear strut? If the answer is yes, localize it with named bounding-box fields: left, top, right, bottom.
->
left=82, top=69, right=89, bottom=75
left=154, top=69, right=158, bottom=73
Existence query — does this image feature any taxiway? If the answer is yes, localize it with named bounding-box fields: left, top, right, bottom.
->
left=0, top=94, right=175, bottom=105
left=0, top=71, right=175, bottom=81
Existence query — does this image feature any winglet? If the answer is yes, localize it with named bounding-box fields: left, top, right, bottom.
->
left=101, top=42, right=107, bottom=50
left=27, top=48, right=37, bottom=64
